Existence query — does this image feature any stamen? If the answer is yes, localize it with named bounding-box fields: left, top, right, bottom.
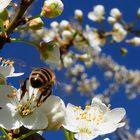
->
left=85, top=105, right=90, bottom=110
left=79, top=128, right=92, bottom=134
left=74, top=106, right=82, bottom=112
left=0, top=58, right=14, bottom=66
left=7, top=89, right=17, bottom=98
left=107, top=104, right=111, bottom=112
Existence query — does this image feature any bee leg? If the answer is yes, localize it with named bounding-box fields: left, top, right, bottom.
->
left=37, top=87, right=52, bottom=107
left=42, top=89, right=52, bottom=102
left=20, top=77, right=29, bottom=100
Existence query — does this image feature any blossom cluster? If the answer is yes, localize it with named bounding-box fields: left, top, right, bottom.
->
left=0, top=57, right=126, bottom=140
left=23, top=5, right=140, bottom=68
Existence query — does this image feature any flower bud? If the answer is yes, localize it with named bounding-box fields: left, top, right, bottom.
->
left=112, top=23, right=127, bottom=42
left=107, top=16, right=116, bottom=24
left=28, top=18, right=44, bottom=30
left=74, top=9, right=83, bottom=21
left=62, top=30, right=73, bottom=40
left=137, top=8, right=140, bottom=19
left=126, top=37, right=140, bottom=46
left=50, top=21, right=59, bottom=29
left=41, top=0, right=64, bottom=18
left=110, top=8, right=122, bottom=20
left=88, top=5, right=105, bottom=22
left=136, top=129, right=140, bottom=138
left=120, top=47, right=128, bottom=56
left=60, top=20, right=70, bottom=30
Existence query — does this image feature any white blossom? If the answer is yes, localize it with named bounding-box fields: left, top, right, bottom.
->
left=0, top=0, right=12, bottom=13
left=62, top=52, right=75, bottom=68
left=84, top=26, right=105, bottom=52
left=0, top=58, right=24, bottom=78
left=38, top=41, right=61, bottom=66
left=112, top=23, right=127, bottom=42
left=63, top=98, right=126, bottom=140
left=0, top=81, right=65, bottom=130
left=43, top=30, right=56, bottom=42
left=62, top=30, right=73, bottom=40
left=88, top=5, right=105, bottom=22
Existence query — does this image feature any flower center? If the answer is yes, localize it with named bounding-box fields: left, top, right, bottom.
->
left=17, top=103, right=31, bottom=116
left=74, top=104, right=111, bottom=125
left=8, top=87, right=38, bottom=117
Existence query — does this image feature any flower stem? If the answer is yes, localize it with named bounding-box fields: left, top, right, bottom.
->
left=10, top=38, right=38, bottom=47
left=0, top=135, right=6, bottom=139
left=0, top=127, right=7, bottom=137
left=62, top=128, right=71, bottom=140
left=16, top=130, right=37, bottom=140
left=69, top=132, right=74, bottom=140
left=0, top=20, right=6, bottom=35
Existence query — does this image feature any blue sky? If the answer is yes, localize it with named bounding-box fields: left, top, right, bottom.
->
left=1, top=0, right=140, bottom=139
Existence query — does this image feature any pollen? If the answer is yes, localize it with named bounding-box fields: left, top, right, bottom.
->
left=9, top=61, right=14, bottom=65
left=93, top=107, right=97, bottom=110
left=107, top=104, right=111, bottom=112
left=74, top=106, right=82, bottom=112
left=93, top=116, right=96, bottom=121
left=79, top=128, right=92, bottom=134
left=17, top=104, right=23, bottom=108
left=85, top=105, right=90, bottom=110
left=22, top=109, right=30, bottom=116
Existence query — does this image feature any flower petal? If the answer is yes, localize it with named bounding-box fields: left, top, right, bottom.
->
left=40, top=95, right=66, bottom=130
left=62, top=103, right=82, bottom=132
left=91, top=98, right=108, bottom=113
left=88, top=12, right=97, bottom=21
left=7, top=72, right=24, bottom=77
left=74, top=132, right=98, bottom=140
left=0, top=66, right=12, bottom=77
left=104, top=108, right=126, bottom=124
left=0, top=108, right=22, bottom=129
left=96, top=123, right=123, bottom=135
left=0, top=85, right=18, bottom=107
left=21, top=110, right=48, bottom=130
left=40, top=95, right=65, bottom=113
left=0, top=0, right=12, bottom=13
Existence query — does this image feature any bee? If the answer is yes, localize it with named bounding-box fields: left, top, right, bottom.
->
left=29, top=67, right=56, bottom=106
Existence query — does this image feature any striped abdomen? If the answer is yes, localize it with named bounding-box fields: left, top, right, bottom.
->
left=29, top=68, right=55, bottom=88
